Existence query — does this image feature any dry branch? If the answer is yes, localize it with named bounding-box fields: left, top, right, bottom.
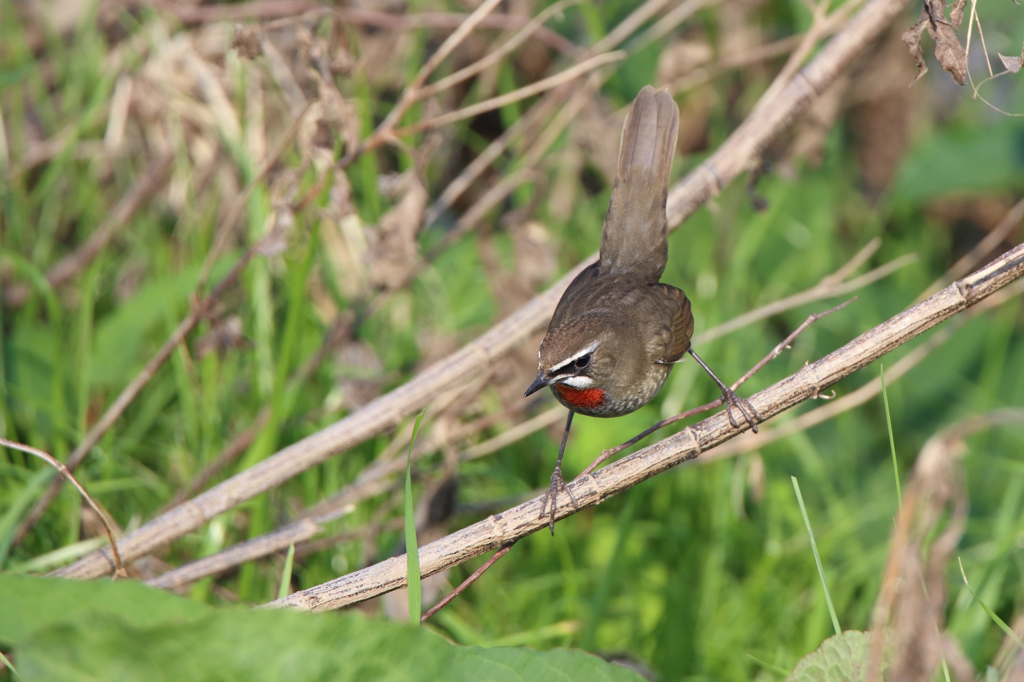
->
left=137, top=246, right=910, bottom=590
left=54, top=0, right=914, bottom=580
left=266, top=243, right=1024, bottom=612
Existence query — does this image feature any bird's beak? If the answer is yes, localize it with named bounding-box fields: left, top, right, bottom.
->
left=523, top=372, right=553, bottom=398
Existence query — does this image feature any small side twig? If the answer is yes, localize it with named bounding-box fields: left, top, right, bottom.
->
left=0, top=438, right=126, bottom=578
left=420, top=542, right=514, bottom=623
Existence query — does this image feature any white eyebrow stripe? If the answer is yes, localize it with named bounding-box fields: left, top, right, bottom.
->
left=549, top=341, right=599, bottom=374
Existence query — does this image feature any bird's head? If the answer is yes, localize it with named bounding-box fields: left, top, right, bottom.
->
left=523, top=316, right=620, bottom=410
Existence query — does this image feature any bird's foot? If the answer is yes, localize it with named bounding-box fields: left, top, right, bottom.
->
left=720, top=386, right=762, bottom=433
left=539, top=465, right=579, bottom=536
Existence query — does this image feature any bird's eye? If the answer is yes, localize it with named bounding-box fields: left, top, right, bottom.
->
left=575, top=354, right=591, bottom=369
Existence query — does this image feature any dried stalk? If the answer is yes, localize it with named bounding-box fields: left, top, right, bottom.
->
left=265, top=243, right=1024, bottom=612
left=54, top=0, right=915, bottom=580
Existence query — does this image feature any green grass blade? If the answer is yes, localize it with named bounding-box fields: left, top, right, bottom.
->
left=791, top=476, right=841, bottom=636
left=880, top=364, right=902, bottom=510
left=745, top=653, right=790, bottom=677
left=0, top=648, right=16, bottom=676
left=959, top=557, right=1024, bottom=652
left=405, top=411, right=426, bottom=626
left=277, top=544, right=295, bottom=601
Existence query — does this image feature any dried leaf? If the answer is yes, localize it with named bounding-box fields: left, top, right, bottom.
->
left=950, top=0, right=967, bottom=30
left=932, top=22, right=967, bottom=85
left=901, top=15, right=929, bottom=85
left=903, top=0, right=968, bottom=86
left=231, top=25, right=263, bottom=60
left=367, top=175, right=429, bottom=291
left=999, top=39, right=1024, bottom=73
left=1000, top=52, right=1023, bottom=73
left=927, top=0, right=967, bottom=85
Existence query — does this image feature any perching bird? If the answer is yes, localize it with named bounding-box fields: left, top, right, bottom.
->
left=524, top=85, right=759, bottom=533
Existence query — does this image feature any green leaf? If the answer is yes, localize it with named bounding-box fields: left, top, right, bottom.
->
left=405, top=410, right=426, bottom=625
left=785, top=631, right=894, bottom=682
left=791, top=476, right=841, bottom=636
left=880, top=364, right=902, bottom=510
left=277, top=544, right=295, bottom=601
left=0, top=572, right=644, bottom=681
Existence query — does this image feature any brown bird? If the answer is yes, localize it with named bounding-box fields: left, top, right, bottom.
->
left=524, top=86, right=760, bottom=533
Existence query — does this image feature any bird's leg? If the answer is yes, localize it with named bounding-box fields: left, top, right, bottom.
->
left=540, top=410, right=579, bottom=535
left=688, top=349, right=761, bottom=433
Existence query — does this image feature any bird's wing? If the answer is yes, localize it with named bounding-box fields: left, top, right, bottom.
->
left=648, top=283, right=694, bottom=364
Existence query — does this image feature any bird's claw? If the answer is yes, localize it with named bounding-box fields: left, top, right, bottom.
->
left=540, top=466, right=579, bottom=536
left=721, top=387, right=761, bottom=433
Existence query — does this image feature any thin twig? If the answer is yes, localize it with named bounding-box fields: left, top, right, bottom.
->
left=421, top=542, right=514, bottom=623
left=0, top=438, right=126, bottom=578
left=264, top=243, right=1024, bottom=612
left=393, top=52, right=626, bottom=138
left=417, top=0, right=581, bottom=100
left=694, top=254, right=916, bottom=345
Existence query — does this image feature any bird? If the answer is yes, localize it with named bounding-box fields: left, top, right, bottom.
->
left=524, top=85, right=760, bottom=534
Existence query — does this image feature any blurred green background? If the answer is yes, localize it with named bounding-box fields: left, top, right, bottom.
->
left=2, top=0, right=1023, bottom=678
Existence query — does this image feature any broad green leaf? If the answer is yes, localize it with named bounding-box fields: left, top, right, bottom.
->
left=0, top=575, right=644, bottom=682
left=786, top=631, right=894, bottom=682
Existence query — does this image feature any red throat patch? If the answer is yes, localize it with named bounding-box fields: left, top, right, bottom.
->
left=554, top=384, right=606, bottom=410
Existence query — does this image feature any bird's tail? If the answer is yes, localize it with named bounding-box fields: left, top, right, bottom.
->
left=599, top=85, right=679, bottom=282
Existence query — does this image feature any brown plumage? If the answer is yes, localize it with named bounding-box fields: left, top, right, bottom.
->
left=524, top=86, right=759, bottom=533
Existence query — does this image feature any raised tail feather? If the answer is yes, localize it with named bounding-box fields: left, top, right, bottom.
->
left=599, top=85, right=679, bottom=283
